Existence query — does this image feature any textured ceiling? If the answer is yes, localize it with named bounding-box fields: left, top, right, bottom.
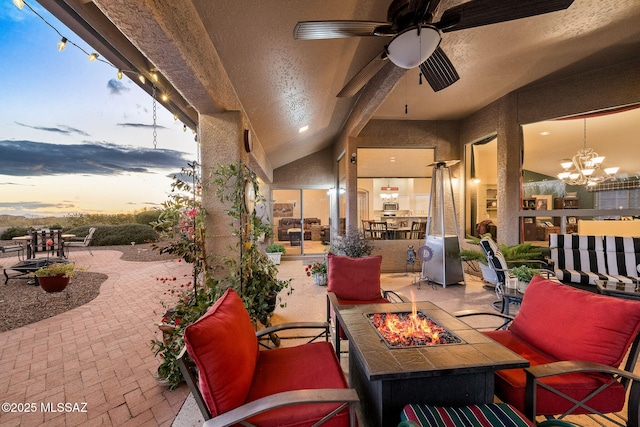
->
left=44, top=0, right=640, bottom=173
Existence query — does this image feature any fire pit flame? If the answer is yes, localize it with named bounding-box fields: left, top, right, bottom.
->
left=368, top=310, right=462, bottom=348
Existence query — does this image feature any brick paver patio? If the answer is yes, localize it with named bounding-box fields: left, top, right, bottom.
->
left=0, top=250, right=191, bottom=426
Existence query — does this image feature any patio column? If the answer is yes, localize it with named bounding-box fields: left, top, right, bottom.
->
left=199, top=112, right=243, bottom=275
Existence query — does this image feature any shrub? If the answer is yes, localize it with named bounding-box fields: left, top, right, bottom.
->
left=0, top=226, right=32, bottom=240
left=66, top=224, right=159, bottom=246
left=134, top=209, right=163, bottom=225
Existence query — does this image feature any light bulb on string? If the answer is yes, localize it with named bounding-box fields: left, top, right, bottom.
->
left=117, top=69, right=123, bottom=80
left=57, top=37, right=67, bottom=51
left=13, top=0, right=24, bottom=9
left=138, top=74, right=146, bottom=84
left=173, top=114, right=179, bottom=121
left=88, top=52, right=99, bottom=61
left=160, top=93, right=169, bottom=102
left=183, top=124, right=187, bottom=132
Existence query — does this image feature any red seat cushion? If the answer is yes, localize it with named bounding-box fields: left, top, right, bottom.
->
left=486, top=330, right=626, bottom=415
left=183, top=289, right=259, bottom=417
left=246, top=341, right=350, bottom=427
left=510, top=275, right=640, bottom=367
left=328, top=253, right=382, bottom=300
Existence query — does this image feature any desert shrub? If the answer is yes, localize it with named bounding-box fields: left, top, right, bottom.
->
left=66, top=224, right=159, bottom=246
left=134, top=209, right=162, bottom=225
left=1, top=226, right=32, bottom=240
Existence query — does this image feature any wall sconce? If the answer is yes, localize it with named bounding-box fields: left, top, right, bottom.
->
left=350, top=153, right=356, bottom=164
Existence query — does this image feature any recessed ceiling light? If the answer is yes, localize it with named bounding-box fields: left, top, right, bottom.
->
left=390, top=157, right=396, bottom=162
left=299, top=125, right=309, bottom=133
left=540, top=131, right=551, bottom=136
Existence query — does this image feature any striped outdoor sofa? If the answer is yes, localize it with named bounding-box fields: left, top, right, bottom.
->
left=550, top=233, right=640, bottom=286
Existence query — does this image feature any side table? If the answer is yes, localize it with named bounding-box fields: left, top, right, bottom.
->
left=595, top=280, right=640, bottom=300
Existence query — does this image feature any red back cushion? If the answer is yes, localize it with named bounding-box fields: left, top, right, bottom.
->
left=510, top=275, right=640, bottom=367
left=327, top=253, right=382, bottom=300
left=183, top=289, right=259, bottom=416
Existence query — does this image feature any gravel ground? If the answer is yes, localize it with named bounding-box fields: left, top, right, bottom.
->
left=0, top=241, right=179, bottom=333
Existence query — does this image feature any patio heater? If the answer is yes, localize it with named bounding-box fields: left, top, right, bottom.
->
left=421, top=160, right=465, bottom=287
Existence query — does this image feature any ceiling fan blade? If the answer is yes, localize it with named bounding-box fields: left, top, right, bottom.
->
left=294, top=21, right=392, bottom=40
left=337, top=52, right=389, bottom=97
left=413, top=0, right=441, bottom=24
left=418, top=47, right=459, bottom=92
left=435, top=0, right=575, bottom=33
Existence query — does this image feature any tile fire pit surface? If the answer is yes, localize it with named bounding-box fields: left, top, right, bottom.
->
left=335, top=301, right=529, bottom=427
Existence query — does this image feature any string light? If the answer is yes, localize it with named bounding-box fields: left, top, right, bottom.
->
left=57, top=37, right=67, bottom=51
left=14, top=0, right=193, bottom=147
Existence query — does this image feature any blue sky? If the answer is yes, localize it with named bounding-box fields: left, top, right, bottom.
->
left=0, top=1, right=198, bottom=217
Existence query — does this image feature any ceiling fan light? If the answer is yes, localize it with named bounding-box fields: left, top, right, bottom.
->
left=386, top=26, right=440, bottom=69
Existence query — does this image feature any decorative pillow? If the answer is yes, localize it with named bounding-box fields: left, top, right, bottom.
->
left=509, top=275, right=640, bottom=367
left=184, top=289, right=259, bottom=417
left=327, top=253, right=382, bottom=301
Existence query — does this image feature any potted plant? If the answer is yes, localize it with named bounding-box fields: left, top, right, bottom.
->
left=34, top=262, right=76, bottom=292
left=510, top=265, right=539, bottom=293
left=329, top=228, right=374, bottom=258
left=265, top=243, right=286, bottom=265
left=460, top=236, right=497, bottom=285
left=305, top=260, right=328, bottom=286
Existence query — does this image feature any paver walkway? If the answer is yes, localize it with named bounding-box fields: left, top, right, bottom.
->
left=0, top=250, right=191, bottom=426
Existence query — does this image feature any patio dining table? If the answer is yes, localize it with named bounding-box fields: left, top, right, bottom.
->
left=13, top=231, right=75, bottom=259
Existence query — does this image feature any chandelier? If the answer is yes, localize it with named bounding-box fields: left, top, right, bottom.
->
left=557, top=118, right=619, bottom=187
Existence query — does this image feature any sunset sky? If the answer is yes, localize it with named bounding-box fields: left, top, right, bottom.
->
left=0, top=1, right=198, bottom=217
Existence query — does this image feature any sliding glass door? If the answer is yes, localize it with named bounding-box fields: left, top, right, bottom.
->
left=272, top=188, right=330, bottom=255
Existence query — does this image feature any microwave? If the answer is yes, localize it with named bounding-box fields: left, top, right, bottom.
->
left=383, top=202, right=399, bottom=211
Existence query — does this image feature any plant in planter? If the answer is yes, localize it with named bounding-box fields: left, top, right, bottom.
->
left=305, top=260, right=328, bottom=286
left=330, top=228, right=374, bottom=258
left=34, top=262, right=77, bottom=292
left=509, top=265, right=539, bottom=293
left=461, top=234, right=549, bottom=285
left=265, top=243, right=286, bottom=265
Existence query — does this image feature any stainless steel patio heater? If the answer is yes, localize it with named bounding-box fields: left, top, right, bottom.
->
left=421, top=160, right=465, bottom=287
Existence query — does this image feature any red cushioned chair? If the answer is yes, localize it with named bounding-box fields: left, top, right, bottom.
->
left=177, top=289, right=358, bottom=426
left=326, top=253, right=406, bottom=355
left=455, top=276, right=640, bottom=426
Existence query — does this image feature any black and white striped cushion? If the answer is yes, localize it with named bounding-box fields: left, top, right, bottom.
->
left=550, top=234, right=607, bottom=285
left=604, top=236, right=640, bottom=283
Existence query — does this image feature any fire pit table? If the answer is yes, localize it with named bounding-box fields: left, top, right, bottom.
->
left=332, top=299, right=529, bottom=427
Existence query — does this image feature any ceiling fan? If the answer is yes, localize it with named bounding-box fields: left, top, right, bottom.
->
left=294, top=0, right=575, bottom=97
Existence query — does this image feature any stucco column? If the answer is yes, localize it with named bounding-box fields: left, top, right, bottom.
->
left=497, top=93, right=521, bottom=246
left=199, top=112, right=243, bottom=273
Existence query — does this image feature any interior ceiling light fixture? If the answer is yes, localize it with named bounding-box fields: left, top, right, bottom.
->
left=557, top=118, right=619, bottom=187
left=386, top=25, right=440, bottom=69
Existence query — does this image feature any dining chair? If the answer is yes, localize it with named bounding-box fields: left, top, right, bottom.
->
left=361, top=220, right=373, bottom=239
left=369, top=221, right=389, bottom=240
left=63, top=227, right=97, bottom=258
left=410, top=221, right=426, bottom=240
